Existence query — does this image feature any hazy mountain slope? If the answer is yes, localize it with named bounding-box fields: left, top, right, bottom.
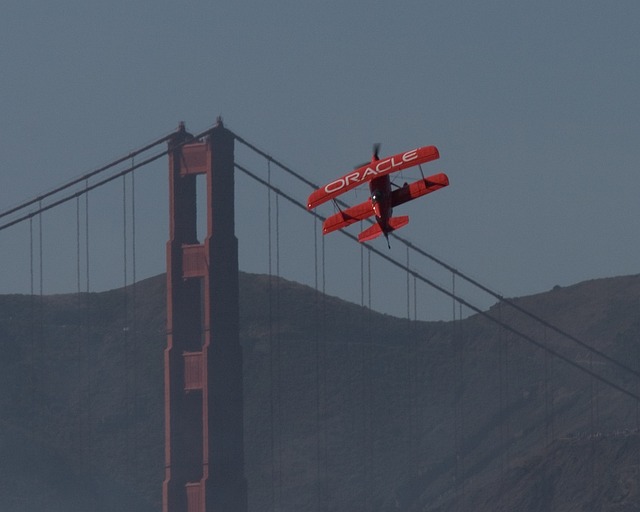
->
left=0, top=272, right=638, bottom=511
left=407, top=275, right=640, bottom=512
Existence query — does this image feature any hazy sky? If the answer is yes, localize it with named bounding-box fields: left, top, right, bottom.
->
left=1, top=1, right=638, bottom=318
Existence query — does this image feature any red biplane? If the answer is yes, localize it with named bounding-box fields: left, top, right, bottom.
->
left=307, top=144, right=449, bottom=247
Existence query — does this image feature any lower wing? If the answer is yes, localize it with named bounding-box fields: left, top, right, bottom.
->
left=322, top=172, right=448, bottom=235
left=323, top=200, right=374, bottom=235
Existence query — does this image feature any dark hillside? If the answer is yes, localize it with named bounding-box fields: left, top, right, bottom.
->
left=0, top=272, right=639, bottom=511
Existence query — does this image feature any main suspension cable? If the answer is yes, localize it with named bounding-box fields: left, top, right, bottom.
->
left=234, top=161, right=640, bottom=404
left=0, top=124, right=220, bottom=233
left=0, top=132, right=175, bottom=222
left=232, top=135, right=640, bottom=382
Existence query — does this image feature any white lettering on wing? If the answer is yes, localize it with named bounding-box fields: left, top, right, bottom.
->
left=322, top=149, right=419, bottom=196
left=325, top=179, right=345, bottom=194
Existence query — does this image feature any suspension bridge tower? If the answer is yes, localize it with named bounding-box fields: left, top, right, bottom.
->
left=163, top=119, right=248, bottom=512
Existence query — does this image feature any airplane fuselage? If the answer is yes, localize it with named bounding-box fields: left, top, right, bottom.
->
left=369, top=175, right=393, bottom=237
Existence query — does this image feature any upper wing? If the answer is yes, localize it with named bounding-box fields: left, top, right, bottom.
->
left=322, top=199, right=375, bottom=235
left=391, top=173, right=449, bottom=207
left=307, top=145, right=439, bottom=210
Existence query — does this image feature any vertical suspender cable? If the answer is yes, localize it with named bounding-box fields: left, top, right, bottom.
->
left=452, top=290, right=466, bottom=505
left=451, top=273, right=461, bottom=506
left=267, top=161, right=277, bottom=512
left=29, top=217, right=34, bottom=297
left=366, top=248, right=373, bottom=509
left=122, top=175, right=131, bottom=465
left=267, top=162, right=283, bottom=511
left=123, top=174, right=129, bottom=306
left=501, top=301, right=510, bottom=481
left=549, top=333, right=555, bottom=444
left=498, top=301, right=505, bottom=490
left=322, top=231, right=329, bottom=510
left=406, top=247, right=418, bottom=474
left=315, top=217, right=328, bottom=511
left=360, top=235, right=364, bottom=307
left=589, top=352, right=596, bottom=490
left=413, top=273, right=420, bottom=471
left=413, top=275, right=418, bottom=323
left=322, top=230, right=328, bottom=506
left=275, top=193, right=283, bottom=505
left=505, top=304, right=510, bottom=472
left=131, top=166, right=137, bottom=286
left=38, top=202, right=44, bottom=431
left=590, top=353, right=595, bottom=434
left=268, top=160, right=272, bottom=278
left=367, top=249, right=371, bottom=310
left=452, top=273, right=457, bottom=486
left=544, top=327, right=550, bottom=453
left=28, top=217, right=35, bottom=430
left=637, top=297, right=640, bottom=496
left=130, top=165, right=139, bottom=473
left=459, top=302, right=465, bottom=500
left=85, top=182, right=92, bottom=465
left=358, top=235, right=366, bottom=507
left=276, top=193, right=280, bottom=279
left=38, top=201, right=43, bottom=299
left=75, top=197, right=83, bottom=457
left=406, top=247, right=411, bottom=321
left=76, top=197, right=81, bottom=295
left=85, top=181, right=90, bottom=293
left=314, top=216, right=322, bottom=510
left=122, top=176, right=129, bottom=348
left=131, top=171, right=136, bottom=286
left=123, top=175, right=128, bottom=293
left=38, top=201, right=43, bottom=298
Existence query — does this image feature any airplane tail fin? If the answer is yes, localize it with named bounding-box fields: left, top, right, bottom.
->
left=388, top=215, right=410, bottom=231
left=358, top=223, right=384, bottom=243
left=357, top=216, right=409, bottom=243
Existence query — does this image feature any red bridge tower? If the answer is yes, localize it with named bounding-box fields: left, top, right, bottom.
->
left=163, top=119, right=247, bottom=512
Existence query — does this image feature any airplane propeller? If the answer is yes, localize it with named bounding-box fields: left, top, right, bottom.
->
left=354, top=143, right=382, bottom=169
left=372, top=142, right=380, bottom=160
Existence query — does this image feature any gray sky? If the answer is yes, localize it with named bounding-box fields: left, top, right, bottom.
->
left=1, top=1, right=638, bottom=319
